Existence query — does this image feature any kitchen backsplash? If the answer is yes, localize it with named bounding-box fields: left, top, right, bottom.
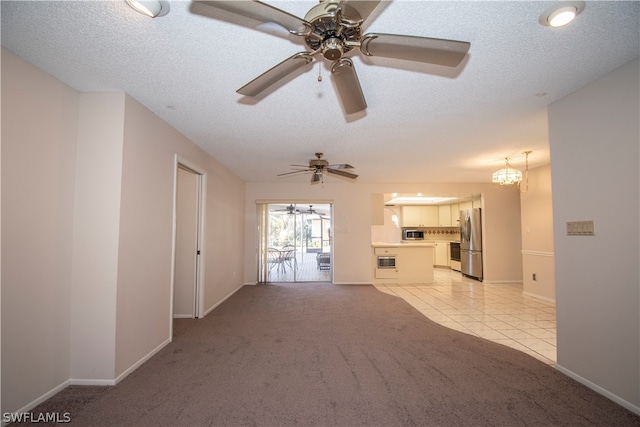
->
left=420, top=227, right=460, bottom=240
left=422, top=227, right=459, bottom=235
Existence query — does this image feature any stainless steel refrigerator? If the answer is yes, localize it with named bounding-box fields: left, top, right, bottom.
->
left=460, top=208, right=483, bottom=281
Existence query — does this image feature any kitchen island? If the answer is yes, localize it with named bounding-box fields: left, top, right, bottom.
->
left=372, top=242, right=434, bottom=284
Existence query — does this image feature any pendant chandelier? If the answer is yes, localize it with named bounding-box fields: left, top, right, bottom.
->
left=492, top=151, right=531, bottom=193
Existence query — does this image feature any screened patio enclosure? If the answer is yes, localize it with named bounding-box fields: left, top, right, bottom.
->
left=257, top=203, right=332, bottom=283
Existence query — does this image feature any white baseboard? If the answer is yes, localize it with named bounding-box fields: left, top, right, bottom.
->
left=482, top=280, right=522, bottom=285
left=172, top=314, right=193, bottom=319
left=69, top=378, right=115, bottom=386
left=112, top=337, right=172, bottom=385
left=522, top=291, right=556, bottom=304
left=555, top=364, right=640, bottom=415
left=4, top=338, right=173, bottom=426
left=3, top=379, right=71, bottom=426
left=200, top=284, right=244, bottom=318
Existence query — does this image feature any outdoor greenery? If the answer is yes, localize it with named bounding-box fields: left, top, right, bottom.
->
left=268, top=211, right=330, bottom=252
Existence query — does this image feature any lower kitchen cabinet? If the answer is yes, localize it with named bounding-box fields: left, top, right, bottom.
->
left=429, top=241, right=450, bottom=267
left=372, top=244, right=434, bottom=283
left=375, top=267, right=399, bottom=279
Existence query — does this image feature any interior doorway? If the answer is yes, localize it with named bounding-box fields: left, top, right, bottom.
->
left=257, top=203, right=332, bottom=283
left=173, top=163, right=204, bottom=319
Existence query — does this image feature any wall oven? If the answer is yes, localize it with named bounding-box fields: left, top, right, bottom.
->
left=377, top=256, right=397, bottom=269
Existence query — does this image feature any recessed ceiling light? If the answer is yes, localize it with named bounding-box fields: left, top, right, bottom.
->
left=539, top=1, right=585, bottom=28
left=125, top=0, right=170, bottom=18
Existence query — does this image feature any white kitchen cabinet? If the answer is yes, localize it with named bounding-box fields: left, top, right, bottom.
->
left=372, top=245, right=434, bottom=283
left=450, top=203, right=460, bottom=226
left=401, top=206, right=421, bottom=226
left=402, top=206, right=439, bottom=227
left=431, top=242, right=449, bottom=267
left=438, top=205, right=451, bottom=226
left=459, top=201, right=473, bottom=211
left=375, top=266, right=399, bottom=279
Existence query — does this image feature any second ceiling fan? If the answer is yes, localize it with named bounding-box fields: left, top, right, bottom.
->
left=278, top=152, right=357, bottom=183
left=194, top=0, right=470, bottom=114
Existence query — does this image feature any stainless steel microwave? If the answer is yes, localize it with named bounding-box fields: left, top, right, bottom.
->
left=402, top=229, right=425, bottom=240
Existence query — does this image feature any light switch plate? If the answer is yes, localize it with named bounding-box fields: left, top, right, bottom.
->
left=566, top=220, right=595, bottom=236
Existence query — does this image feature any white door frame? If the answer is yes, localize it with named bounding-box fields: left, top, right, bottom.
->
left=170, top=155, right=206, bottom=339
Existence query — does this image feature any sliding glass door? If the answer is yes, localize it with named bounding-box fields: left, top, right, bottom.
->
left=257, top=203, right=332, bottom=283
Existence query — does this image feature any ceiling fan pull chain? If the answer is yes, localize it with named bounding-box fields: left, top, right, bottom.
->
left=318, top=63, right=322, bottom=82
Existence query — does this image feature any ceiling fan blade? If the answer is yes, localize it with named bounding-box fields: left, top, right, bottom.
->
left=360, top=33, right=470, bottom=67
left=327, top=163, right=354, bottom=169
left=331, top=58, right=367, bottom=114
left=341, top=0, right=381, bottom=23
left=237, top=52, right=314, bottom=96
left=326, top=168, right=358, bottom=179
left=193, top=1, right=310, bottom=35
left=277, top=169, right=311, bottom=177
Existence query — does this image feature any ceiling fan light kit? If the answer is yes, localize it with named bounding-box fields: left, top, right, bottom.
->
left=125, top=0, right=170, bottom=18
left=539, top=1, right=585, bottom=28
left=194, top=0, right=470, bottom=114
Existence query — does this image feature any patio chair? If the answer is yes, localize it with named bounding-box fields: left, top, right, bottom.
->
left=316, top=252, right=330, bottom=270
left=281, top=245, right=297, bottom=270
left=267, top=247, right=285, bottom=274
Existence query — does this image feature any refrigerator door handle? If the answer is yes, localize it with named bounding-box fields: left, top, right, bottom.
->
left=465, top=217, right=471, bottom=242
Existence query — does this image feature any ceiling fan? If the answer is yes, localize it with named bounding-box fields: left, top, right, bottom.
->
left=299, top=205, right=329, bottom=219
left=278, top=152, right=358, bottom=183
left=193, top=0, right=471, bottom=114
left=273, top=204, right=301, bottom=214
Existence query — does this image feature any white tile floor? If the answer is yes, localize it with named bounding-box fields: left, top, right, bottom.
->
left=374, top=268, right=557, bottom=365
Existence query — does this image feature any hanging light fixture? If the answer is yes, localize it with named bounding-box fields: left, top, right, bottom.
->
left=492, top=151, right=532, bottom=193
left=492, top=159, right=522, bottom=186
left=125, top=0, right=170, bottom=18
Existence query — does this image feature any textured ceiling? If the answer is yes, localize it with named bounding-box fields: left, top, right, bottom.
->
left=2, top=1, right=638, bottom=183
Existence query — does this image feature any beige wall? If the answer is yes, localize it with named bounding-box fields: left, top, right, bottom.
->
left=244, top=182, right=522, bottom=285
left=520, top=164, right=555, bottom=301
left=1, top=48, right=78, bottom=412
left=549, top=58, right=639, bottom=411
left=115, top=95, right=246, bottom=377
left=70, top=93, right=125, bottom=381
left=1, top=48, right=246, bottom=413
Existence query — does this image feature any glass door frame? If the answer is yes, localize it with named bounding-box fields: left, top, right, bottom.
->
left=257, top=201, right=333, bottom=283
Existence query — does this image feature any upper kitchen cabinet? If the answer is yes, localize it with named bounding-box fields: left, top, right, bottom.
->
left=438, top=205, right=451, bottom=226
left=402, top=206, right=439, bottom=227
left=450, top=203, right=460, bottom=227
left=459, top=200, right=473, bottom=211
